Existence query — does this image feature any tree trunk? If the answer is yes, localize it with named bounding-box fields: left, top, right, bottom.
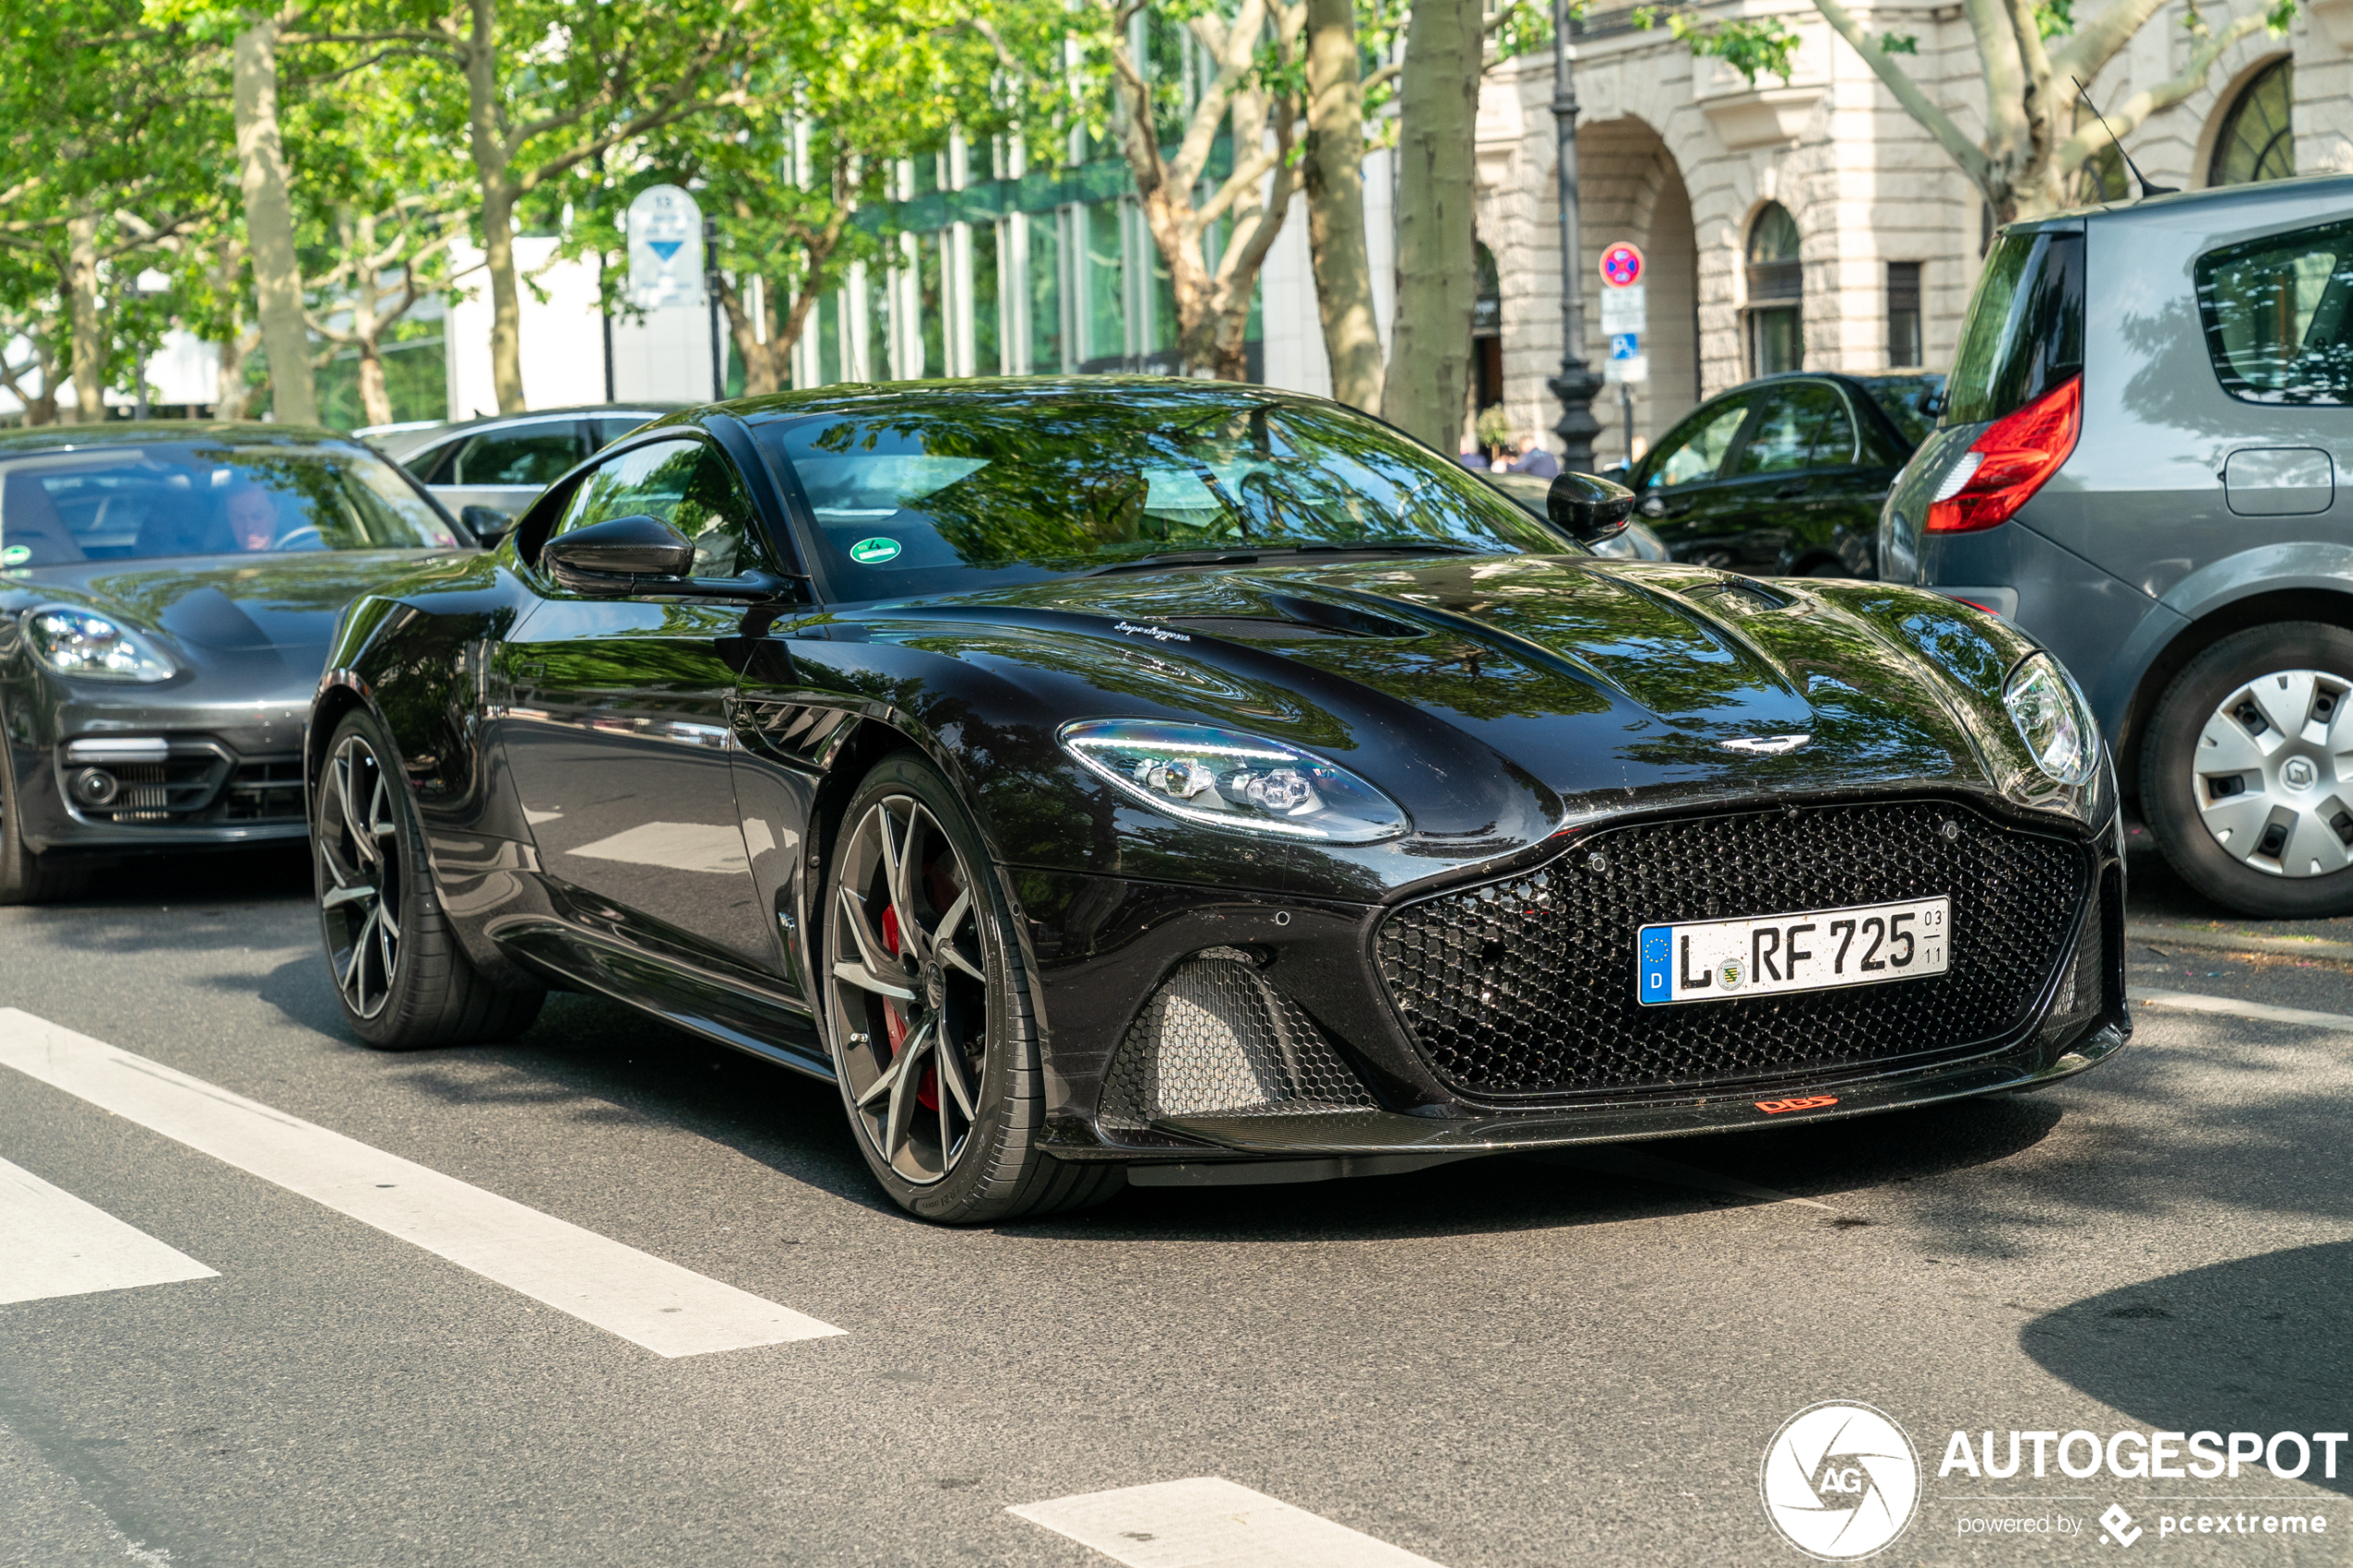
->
left=64, top=212, right=106, bottom=423
left=344, top=210, right=394, bottom=426
left=1380, top=0, right=1482, bottom=452
left=1302, top=0, right=1382, bottom=410
left=717, top=276, right=789, bottom=395
left=233, top=16, right=318, bottom=426
left=462, top=0, right=526, bottom=413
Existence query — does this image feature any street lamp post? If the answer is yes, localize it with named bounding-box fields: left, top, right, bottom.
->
left=1546, top=0, right=1604, bottom=471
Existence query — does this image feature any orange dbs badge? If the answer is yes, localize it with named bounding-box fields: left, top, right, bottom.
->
left=1755, top=1095, right=1839, bottom=1115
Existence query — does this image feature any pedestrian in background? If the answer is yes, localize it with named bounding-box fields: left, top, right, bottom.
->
left=1508, top=433, right=1560, bottom=479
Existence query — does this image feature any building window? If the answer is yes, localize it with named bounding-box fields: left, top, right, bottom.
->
left=2210, top=57, right=2294, bottom=188
left=1887, top=261, right=1922, bottom=368
left=1746, top=204, right=1803, bottom=376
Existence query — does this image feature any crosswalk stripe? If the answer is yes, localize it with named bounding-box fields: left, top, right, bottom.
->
left=1008, top=1478, right=1447, bottom=1568
left=0, top=1153, right=217, bottom=1306
left=0, top=1008, right=843, bottom=1357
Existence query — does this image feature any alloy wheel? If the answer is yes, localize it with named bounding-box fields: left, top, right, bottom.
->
left=2191, top=667, right=2353, bottom=878
left=317, top=734, right=403, bottom=1019
left=825, top=794, right=989, bottom=1185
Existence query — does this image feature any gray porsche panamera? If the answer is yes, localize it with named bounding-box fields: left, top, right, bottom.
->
left=0, top=422, right=471, bottom=902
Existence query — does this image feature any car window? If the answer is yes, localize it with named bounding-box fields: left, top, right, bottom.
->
left=552, top=438, right=763, bottom=579
left=593, top=416, right=657, bottom=446
left=1647, top=402, right=1748, bottom=490
left=412, top=440, right=463, bottom=485
left=1944, top=229, right=2082, bottom=426
left=1736, top=384, right=1856, bottom=474
left=453, top=425, right=584, bottom=487
left=0, top=443, right=461, bottom=567
left=1857, top=375, right=1944, bottom=448
left=756, top=389, right=1568, bottom=602
left=2197, top=218, right=2353, bottom=404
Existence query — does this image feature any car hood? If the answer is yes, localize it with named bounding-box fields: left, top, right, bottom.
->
left=9, top=550, right=468, bottom=664
left=884, top=554, right=2020, bottom=828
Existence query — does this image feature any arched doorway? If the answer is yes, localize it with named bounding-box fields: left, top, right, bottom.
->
left=2210, top=56, right=2295, bottom=187
left=1571, top=118, right=1700, bottom=466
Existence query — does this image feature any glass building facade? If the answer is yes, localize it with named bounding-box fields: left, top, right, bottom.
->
left=790, top=136, right=1261, bottom=389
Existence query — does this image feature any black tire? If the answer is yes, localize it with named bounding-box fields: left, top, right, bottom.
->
left=2141, top=621, right=2353, bottom=918
left=0, top=728, right=87, bottom=906
left=819, top=751, right=1124, bottom=1223
left=314, top=709, right=545, bottom=1048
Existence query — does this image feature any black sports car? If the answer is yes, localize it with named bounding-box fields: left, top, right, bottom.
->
left=0, top=423, right=471, bottom=902
left=308, top=381, right=2129, bottom=1223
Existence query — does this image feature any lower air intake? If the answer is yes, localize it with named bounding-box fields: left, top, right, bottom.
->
left=1099, top=947, right=1378, bottom=1131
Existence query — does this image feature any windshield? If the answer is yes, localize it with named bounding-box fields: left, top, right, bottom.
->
left=1941, top=230, right=2083, bottom=427
left=0, top=441, right=462, bottom=569
left=754, top=388, right=1571, bottom=601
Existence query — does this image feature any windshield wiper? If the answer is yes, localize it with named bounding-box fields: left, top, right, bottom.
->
left=1084, top=551, right=1262, bottom=577
left=1083, top=542, right=1484, bottom=576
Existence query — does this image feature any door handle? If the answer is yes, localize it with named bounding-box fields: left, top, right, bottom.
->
left=1773, top=483, right=1809, bottom=499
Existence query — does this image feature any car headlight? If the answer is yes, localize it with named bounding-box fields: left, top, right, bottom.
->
left=2003, top=652, right=2097, bottom=786
left=24, top=608, right=176, bottom=683
left=1059, top=719, right=1408, bottom=843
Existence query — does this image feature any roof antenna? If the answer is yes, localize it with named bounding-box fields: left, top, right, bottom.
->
left=2072, top=76, right=2176, bottom=199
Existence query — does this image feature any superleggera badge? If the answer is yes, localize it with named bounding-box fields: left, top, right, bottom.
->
left=1720, top=734, right=1811, bottom=755
left=1113, top=621, right=1191, bottom=643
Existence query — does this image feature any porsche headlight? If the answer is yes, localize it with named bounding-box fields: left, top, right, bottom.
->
left=24, top=608, right=176, bottom=683
left=2003, top=652, right=2097, bottom=786
left=1059, top=720, right=1408, bottom=843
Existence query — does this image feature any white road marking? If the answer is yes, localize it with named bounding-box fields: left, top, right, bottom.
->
left=2133, top=989, right=2353, bottom=1032
left=0, top=1154, right=217, bottom=1306
left=0, top=1009, right=842, bottom=1357
left=1009, top=1478, right=1446, bottom=1568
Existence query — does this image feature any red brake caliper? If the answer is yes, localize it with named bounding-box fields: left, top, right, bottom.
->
left=878, top=904, right=938, bottom=1111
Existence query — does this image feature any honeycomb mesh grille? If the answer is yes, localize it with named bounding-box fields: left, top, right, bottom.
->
left=1376, top=799, right=2091, bottom=1101
left=1100, top=947, right=1378, bottom=1130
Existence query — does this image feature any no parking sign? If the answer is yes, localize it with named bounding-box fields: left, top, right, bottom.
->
left=1599, top=243, right=1644, bottom=288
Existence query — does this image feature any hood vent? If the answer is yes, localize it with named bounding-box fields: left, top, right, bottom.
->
left=1171, top=592, right=1424, bottom=642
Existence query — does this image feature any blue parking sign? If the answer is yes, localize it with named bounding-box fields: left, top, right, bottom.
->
left=1609, top=332, right=1640, bottom=359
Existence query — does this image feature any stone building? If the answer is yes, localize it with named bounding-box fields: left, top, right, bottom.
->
left=1475, top=0, right=2350, bottom=464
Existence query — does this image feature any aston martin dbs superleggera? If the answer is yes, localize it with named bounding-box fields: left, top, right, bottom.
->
left=307, top=380, right=2129, bottom=1222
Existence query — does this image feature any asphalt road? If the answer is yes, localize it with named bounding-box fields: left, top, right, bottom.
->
left=2, top=844, right=2348, bottom=1567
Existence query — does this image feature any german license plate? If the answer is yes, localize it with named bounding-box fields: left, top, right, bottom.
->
left=1635, top=896, right=1949, bottom=1006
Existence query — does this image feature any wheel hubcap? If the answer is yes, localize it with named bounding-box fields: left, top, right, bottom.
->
left=316, top=734, right=403, bottom=1018
left=825, top=796, right=989, bottom=1185
left=2191, top=667, right=2353, bottom=878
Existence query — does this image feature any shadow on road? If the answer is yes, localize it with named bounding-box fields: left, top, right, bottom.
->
left=2020, top=1241, right=2353, bottom=1498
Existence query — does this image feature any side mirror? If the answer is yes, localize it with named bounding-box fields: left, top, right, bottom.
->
left=540, top=513, right=696, bottom=594
left=459, top=505, right=512, bottom=546
left=1546, top=470, right=1637, bottom=546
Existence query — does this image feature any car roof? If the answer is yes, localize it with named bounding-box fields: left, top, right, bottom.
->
left=0, top=420, right=367, bottom=458
left=415, top=404, right=684, bottom=437
left=720, top=376, right=1342, bottom=429
left=2022, top=170, right=2353, bottom=229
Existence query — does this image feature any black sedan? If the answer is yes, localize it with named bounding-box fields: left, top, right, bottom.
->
left=308, top=380, right=2127, bottom=1223
left=0, top=423, right=470, bottom=902
left=1631, top=372, right=1942, bottom=577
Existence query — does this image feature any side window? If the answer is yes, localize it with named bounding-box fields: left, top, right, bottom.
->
left=1648, top=401, right=1749, bottom=489
left=553, top=438, right=763, bottom=578
left=455, top=426, right=584, bottom=486
left=1735, top=384, right=1855, bottom=474
left=2197, top=219, right=2353, bottom=403
left=593, top=416, right=654, bottom=446
left=413, top=441, right=462, bottom=485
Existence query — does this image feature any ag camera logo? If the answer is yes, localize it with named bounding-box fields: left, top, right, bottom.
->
left=1761, top=1401, right=1921, bottom=1560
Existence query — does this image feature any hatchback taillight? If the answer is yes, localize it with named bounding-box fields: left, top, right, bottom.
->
left=1924, top=374, right=2081, bottom=533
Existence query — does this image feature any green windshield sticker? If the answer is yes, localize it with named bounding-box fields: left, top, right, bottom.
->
left=848, top=536, right=901, bottom=565
left=0, top=545, right=28, bottom=567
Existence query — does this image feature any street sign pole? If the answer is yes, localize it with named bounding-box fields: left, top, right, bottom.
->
left=1598, top=241, right=1648, bottom=470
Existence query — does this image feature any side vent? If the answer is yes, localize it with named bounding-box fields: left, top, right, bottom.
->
left=1098, top=947, right=1378, bottom=1131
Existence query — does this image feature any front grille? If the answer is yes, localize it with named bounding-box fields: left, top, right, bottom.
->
left=1376, top=798, right=2091, bottom=1101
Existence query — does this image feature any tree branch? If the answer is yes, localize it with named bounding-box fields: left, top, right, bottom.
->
left=2053, top=8, right=2267, bottom=166
left=2047, top=0, right=2174, bottom=83
left=1809, top=0, right=1993, bottom=187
